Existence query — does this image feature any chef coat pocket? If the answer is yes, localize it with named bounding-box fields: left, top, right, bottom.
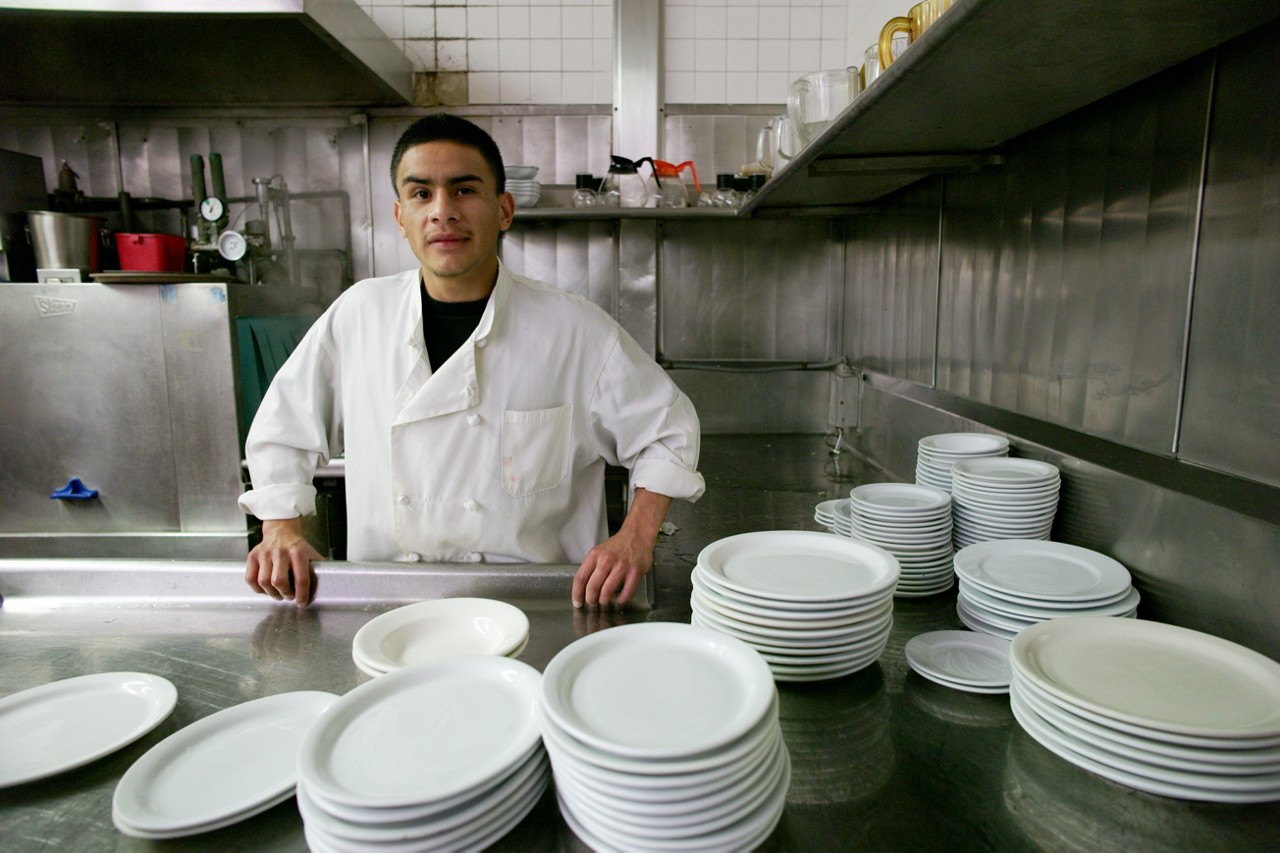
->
left=501, top=405, right=573, bottom=497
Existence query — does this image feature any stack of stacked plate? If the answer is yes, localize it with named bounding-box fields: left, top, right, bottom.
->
left=350, top=597, right=529, bottom=678
left=540, top=623, right=789, bottom=851
left=847, top=483, right=954, bottom=597
left=1010, top=617, right=1280, bottom=803
left=813, top=497, right=852, bottom=534
left=507, top=166, right=541, bottom=208
left=950, top=458, right=1061, bottom=549
left=296, top=657, right=549, bottom=852
left=954, top=540, right=1139, bottom=640
left=689, top=530, right=900, bottom=682
left=915, top=432, right=1010, bottom=491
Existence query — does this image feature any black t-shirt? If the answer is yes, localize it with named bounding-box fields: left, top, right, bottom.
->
left=420, top=284, right=489, bottom=370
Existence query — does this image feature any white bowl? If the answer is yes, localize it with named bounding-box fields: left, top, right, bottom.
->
left=506, top=166, right=539, bottom=180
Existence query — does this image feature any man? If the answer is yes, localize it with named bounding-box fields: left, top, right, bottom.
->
left=239, top=114, right=704, bottom=609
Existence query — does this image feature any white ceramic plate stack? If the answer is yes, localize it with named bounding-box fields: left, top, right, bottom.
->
left=950, top=457, right=1061, bottom=549
left=915, top=432, right=1010, bottom=491
left=954, top=540, right=1139, bottom=641
left=1009, top=617, right=1280, bottom=803
left=296, top=657, right=549, bottom=852
left=540, top=622, right=789, bottom=852
left=113, top=691, right=338, bottom=839
left=507, top=166, right=541, bottom=208
left=905, top=630, right=1012, bottom=694
left=350, top=597, right=529, bottom=678
left=847, top=483, right=954, bottom=597
left=813, top=497, right=852, bottom=535
left=689, top=530, right=900, bottom=682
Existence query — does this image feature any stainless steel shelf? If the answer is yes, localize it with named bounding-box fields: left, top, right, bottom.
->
left=512, top=206, right=741, bottom=221
left=745, top=0, right=1280, bottom=212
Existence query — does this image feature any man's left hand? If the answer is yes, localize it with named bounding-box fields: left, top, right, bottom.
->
left=572, top=488, right=672, bottom=608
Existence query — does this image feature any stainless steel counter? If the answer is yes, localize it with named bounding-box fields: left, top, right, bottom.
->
left=2, top=436, right=1277, bottom=851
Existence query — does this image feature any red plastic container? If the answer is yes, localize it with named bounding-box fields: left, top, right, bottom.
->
left=115, top=232, right=188, bottom=272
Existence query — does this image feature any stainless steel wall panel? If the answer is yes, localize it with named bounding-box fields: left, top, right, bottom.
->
left=1179, top=27, right=1280, bottom=488
left=501, top=220, right=619, bottom=315
left=618, top=219, right=659, bottom=356
left=669, top=370, right=829, bottom=435
left=663, top=113, right=772, bottom=186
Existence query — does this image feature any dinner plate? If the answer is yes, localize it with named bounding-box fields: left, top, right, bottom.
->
left=351, top=598, right=529, bottom=674
left=299, top=656, right=542, bottom=809
left=541, top=622, right=775, bottom=760
left=690, top=592, right=893, bottom=644
left=113, top=690, right=337, bottom=838
left=961, top=582, right=1140, bottom=619
left=690, top=580, right=886, bottom=629
left=952, top=457, right=1060, bottom=484
left=905, top=630, right=1012, bottom=689
left=692, top=565, right=893, bottom=614
left=696, top=531, right=899, bottom=603
left=0, top=672, right=177, bottom=789
left=956, top=599, right=1019, bottom=640
left=919, top=433, right=1010, bottom=456
left=1012, top=618, right=1280, bottom=741
left=849, top=483, right=951, bottom=515
left=954, top=540, right=1131, bottom=602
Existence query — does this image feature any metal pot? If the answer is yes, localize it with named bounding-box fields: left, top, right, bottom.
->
left=26, top=210, right=104, bottom=272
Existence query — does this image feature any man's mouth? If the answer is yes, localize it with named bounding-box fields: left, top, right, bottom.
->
left=428, top=233, right=467, bottom=247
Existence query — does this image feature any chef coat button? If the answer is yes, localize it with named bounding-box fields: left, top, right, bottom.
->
left=476, top=337, right=487, bottom=349
left=463, top=551, right=483, bottom=563
left=397, top=494, right=411, bottom=506
left=463, top=499, right=479, bottom=511
left=466, top=414, right=481, bottom=426
left=404, top=552, right=421, bottom=563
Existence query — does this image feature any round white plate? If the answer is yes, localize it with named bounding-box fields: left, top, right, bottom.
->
left=351, top=598, right=528, bottom=674
left=952, top=457, right=1059, bottom=484
left=0, top=672, right=177, bottom=789
left=541, top=622, right=775, bottom=760
left=956, top=600, right=1019, bottom=640
left=906, top=630, right=1012, bottom=688
left=961, top=581, right=1139, bottom=618
left=919, top=433, right=1010, bottom=456
left=299, top=656, right=542, bottom=809
left=691, top=572, right=889, bottom=624
left=849, top=483, right=951, bottom=515
left=692, top=561, right=894, bottom=613
left=1013, top=618, right=1280, bottom=742
left=696, top=531, right=899, bottom=603
left=113, top=690, right=337, bottom=838
left=690, top=591, right=893, bottom=644
left=954, top=540, right=1131, bottom=602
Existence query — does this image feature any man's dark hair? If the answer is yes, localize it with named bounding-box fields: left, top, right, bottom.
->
left=389, top=113, right=506, bottom=194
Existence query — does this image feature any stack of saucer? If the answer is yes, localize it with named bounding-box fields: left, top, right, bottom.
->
left=847, top=483, right=955, bottom=597
left=950, top=458, right=1061, bottom=549
left=690, top=530, right=899, bottom=682
left=541, top=623, right=789, bottom=850
left=813, top=497, right=852, bottom=534
left=915, top=432, right=1010, bottom=491
left=954, top=540, right=1138, bottom=640
left=350, top=598, right=529, bottom=678
left=296, top=657, right=549, bottom=852
left=507, top=165, right=541, bottom=208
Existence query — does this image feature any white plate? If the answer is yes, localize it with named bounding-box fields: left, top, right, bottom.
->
left=961, top=581, right=1139, bottom=618
left=954, top=540, right=1131, bottom=602
left=0, top=672, right=177, bottom=789
left=1013, top=618, right=1280, bottom=741
left=352, top=598, right=528, bottom=674
left=906, top=630, right=1012, bottom=688
left=956, top=600, right=1019, bottom=640
left=952, top=457, right=1059, bottom=484
left=919, top=433, right=1010, bottom=455
left=849, top=483, right=951, bottom=515
left=541, top=622, right=775, bottom=760
left=691, top=579, right=888, bottom=629
left=692, top=562, right=894, bottom=614
left=690, top=592, right=893, bottom=645
left=299, top=656, right=542, bottom=808
left=113, top=690, right=337, bottom=838
left=696, top=531, right=899, bottom=603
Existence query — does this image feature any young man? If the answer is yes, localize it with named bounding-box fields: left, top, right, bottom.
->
left=240, top=114, right=704, bottom=608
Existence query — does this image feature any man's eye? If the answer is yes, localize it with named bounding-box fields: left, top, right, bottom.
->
left=457, top=186, right=476, bottom=196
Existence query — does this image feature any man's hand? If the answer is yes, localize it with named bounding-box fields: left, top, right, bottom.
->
left=572, top=489, right=672, bottom=608
left=245, top=518, right=323, bottom=607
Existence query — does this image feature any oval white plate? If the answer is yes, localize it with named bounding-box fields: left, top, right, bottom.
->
left=952, top=457, right=1059, bottom=485
left=541, top=622, right=775, bottom=760
left=113, top=690, right=337, bottom=837
left=954, top=540, right=1131, bottom=601
left=697, top=530, right=899, bottom=603
left=298, top=656, right=542, bottom=808
left=906, top=630, right=1012, bottom=688
left=918, top=433, right=1010, bottom=455
left=0, top=672, right=177, bottom=789
left=351, top=598, right=529, bottom=674
left=849, top=483, right=951, bottom=515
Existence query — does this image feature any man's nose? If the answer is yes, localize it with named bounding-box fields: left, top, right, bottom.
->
left=428, top=193, right=458, bottom=222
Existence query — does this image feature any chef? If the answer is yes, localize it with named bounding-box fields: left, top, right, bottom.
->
left=239, top=114, right=705, bottom=609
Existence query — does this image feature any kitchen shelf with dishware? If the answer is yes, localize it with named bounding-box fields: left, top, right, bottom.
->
left=743, top=0, right=1280, bottom=213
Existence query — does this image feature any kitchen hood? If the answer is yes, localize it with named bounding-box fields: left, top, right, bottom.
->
left=0, top=0, right=413, bottom=108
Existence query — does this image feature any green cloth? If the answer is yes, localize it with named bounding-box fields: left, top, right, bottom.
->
left=236, top=316, right=315, bottom=447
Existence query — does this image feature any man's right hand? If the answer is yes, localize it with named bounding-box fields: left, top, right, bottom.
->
left=245, top=517, right=322, bottom=607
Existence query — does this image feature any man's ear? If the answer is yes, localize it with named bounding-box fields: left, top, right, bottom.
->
left=498, top=191, right=515, bottom=231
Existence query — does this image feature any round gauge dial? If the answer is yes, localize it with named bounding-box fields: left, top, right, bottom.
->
left=217, top=230, right=247, bottom=261
left=199, top=196, right=224, bottom=222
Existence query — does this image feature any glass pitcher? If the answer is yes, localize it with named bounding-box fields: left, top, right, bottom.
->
left=650, top=160, right=702, bottom=208
left=601, top=155, right=657, bottom=208
left=787, top=68, right=862, bottom=145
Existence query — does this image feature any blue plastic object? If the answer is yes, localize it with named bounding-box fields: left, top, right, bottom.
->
left=50, top=478, right=98, bottom=500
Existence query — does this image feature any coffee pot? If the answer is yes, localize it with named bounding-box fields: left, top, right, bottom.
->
left=649, top=160, right=702, bottom=208
left=601, top=155, right=658, bottom=208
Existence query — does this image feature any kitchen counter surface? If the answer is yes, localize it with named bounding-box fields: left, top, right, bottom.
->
left=2, top=435, right=1277, bottom=851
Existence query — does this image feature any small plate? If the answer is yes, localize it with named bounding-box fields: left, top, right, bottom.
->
left=351, top=598, right=528, bottom=674
left=905, top=630, right=1012, bottom=689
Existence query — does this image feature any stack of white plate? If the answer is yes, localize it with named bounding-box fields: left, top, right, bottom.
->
left=950, top=457, right=1061, bottom=549
left=905, top=630, right=1012, bottom=694
left=915, top=432, right=1010, bottom=491
left=689, top=530, right=900, bottom=682
left=541, top=622, right=789, bottom=851
left=350, top=597, right=529, bottom=678
left=954, top=540, right=1139, bottom=640
left=296, top=657, right=549, bottom=852
left=1010, top=617, right=1280, bottom=803
left=113, top=691, right=337, bottom=839
left=813, top=497, right=852, bottom=534
left=847, top=483, right=954, bottom=597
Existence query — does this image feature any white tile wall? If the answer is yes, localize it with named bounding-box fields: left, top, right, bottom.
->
left=360, top=1, right=904, bottom=106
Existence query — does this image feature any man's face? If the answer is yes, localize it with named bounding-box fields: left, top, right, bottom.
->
left=393, top=141, right=514, bottom=294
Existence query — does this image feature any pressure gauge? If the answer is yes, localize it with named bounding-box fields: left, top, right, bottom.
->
left=217, top=229, right=247, bottom=261
left=199, top=196, right=225, bottom=222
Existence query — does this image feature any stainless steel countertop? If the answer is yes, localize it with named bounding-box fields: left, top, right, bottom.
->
left=2, top=436, right=1278, bottom=851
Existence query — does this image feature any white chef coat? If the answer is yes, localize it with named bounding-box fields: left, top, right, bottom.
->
left=239, top=261, right=705, bottom=564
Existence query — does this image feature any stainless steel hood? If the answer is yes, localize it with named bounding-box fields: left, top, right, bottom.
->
left=0, top=0, right=413, bottom=108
